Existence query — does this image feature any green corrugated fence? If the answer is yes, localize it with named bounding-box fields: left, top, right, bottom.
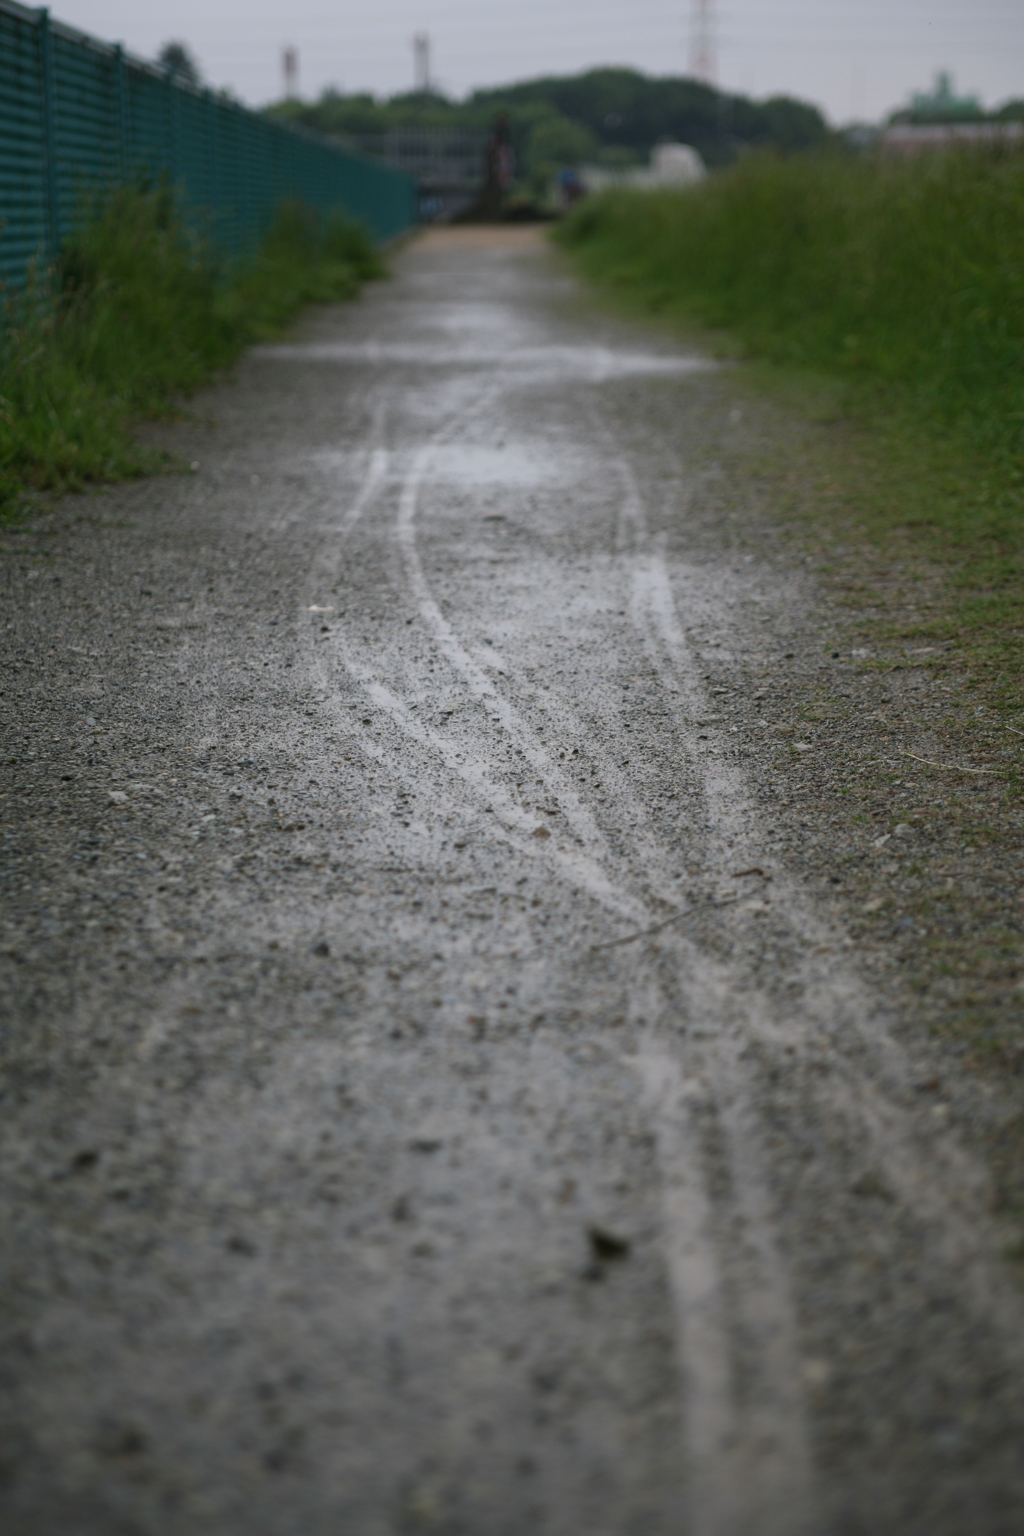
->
left=0, top=0, right=417, bottom=287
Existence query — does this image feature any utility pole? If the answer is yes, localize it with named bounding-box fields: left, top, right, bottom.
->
left=689, top=0, right=716, bottom=87
left=282, top=46, right=298, bottom=98
left=413, top=33, right=430, bottom=93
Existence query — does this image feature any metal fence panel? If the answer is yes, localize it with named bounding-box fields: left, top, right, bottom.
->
left=0, top=0, right=416, bottom=288
left=0, top=5, right=49, bottom=284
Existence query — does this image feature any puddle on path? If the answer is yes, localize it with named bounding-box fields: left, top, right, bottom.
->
left=252, top=340, right=716, bottom=381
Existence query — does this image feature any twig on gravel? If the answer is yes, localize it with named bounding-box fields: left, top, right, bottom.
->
left=590, top=897, right=741, bottom=952
left=899, top=749, right=997, bottom=775
left=1005, top=725, right=1024, bottom=738
left=931, top=869, right=1010, bottom=883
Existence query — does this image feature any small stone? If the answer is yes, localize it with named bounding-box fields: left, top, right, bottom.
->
left=531, top=825, right=551, bottom=839
left=850, top=1171, right=893, bottom=1201
left=96, top=1422, right=147, bottom=1458
left=801, top=1359, right=831, bottom=1390
left=588, top=1226, right=630, bottom=1262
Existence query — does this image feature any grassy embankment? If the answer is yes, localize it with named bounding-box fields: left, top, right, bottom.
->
left=555, top=149, right=1024, bottom=715
left=0, top=186, right=382, bottom=518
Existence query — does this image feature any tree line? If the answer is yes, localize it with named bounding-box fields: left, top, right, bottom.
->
left=266, top=66, right=831, bottom=192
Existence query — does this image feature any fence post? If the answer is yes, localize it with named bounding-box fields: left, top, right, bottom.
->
left=205, top=90, right=217, bottom=240
left=165, top=64, right=178, bottom=185
left=114, top=44, right=128, bottom=183
left=37, top=6, right=60, bottom=260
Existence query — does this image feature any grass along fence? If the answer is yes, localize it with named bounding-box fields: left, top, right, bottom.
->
left=0, top=188, right=384, bottom=514
left=0, top=0, right=412, bottom=516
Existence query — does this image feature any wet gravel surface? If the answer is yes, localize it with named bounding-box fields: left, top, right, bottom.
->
left=2, top=227, right=1023, bottom=1535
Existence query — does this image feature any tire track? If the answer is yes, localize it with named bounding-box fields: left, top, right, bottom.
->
left=300, top=310, right=1024, bottom=1532
left=365, top=384, right=817, bottom=1533
left=614, top=440, right=1024, bottom=1391
left=307, top=394, right=647, bottom=924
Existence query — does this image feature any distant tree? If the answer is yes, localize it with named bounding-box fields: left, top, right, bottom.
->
left=525, top=112, right=596, bottom=193
left=593, top=144, right=641, bottom=169
left=755, top=97, right=830, bottom=152
left=158, top=42, right=201, bottom=87
left=266, top=86, right=465, bottom=138
left=468, top=69, right=828, bottom=167
left=529, top=112, right=595, bottom=166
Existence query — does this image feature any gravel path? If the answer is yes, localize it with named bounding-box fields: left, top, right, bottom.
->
left=2, top=227, right=1023, bottom=1535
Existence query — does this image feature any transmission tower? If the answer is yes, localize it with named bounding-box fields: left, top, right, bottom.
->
left=689, top=0, right=716, bottom=87
left=282, top=46, right=298, bottom=99
left=413, top=33, right=431, bottom=93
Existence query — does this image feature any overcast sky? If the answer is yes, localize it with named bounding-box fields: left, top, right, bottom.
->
left=51, top=0, right=1023, bottom=125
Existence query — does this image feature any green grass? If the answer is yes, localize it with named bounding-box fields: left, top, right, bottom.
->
left=554, top=147, right=1024, bottom=707
left=0, top=185, right=382, bottom=517
left=555, top=147, right=1024, bottom=458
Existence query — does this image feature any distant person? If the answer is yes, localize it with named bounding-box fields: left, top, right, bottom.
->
left=556, top=166, right=584, bottom=208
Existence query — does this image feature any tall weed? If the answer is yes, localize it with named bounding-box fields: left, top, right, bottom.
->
left=0, top=185, right=382, bottom=514
left=556, top=147, right=1024, bottom=697
left=556, top=148, right=1024, bottom=467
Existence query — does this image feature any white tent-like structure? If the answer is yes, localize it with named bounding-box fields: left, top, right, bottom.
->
left=580, top=141, right=706, bottom=195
